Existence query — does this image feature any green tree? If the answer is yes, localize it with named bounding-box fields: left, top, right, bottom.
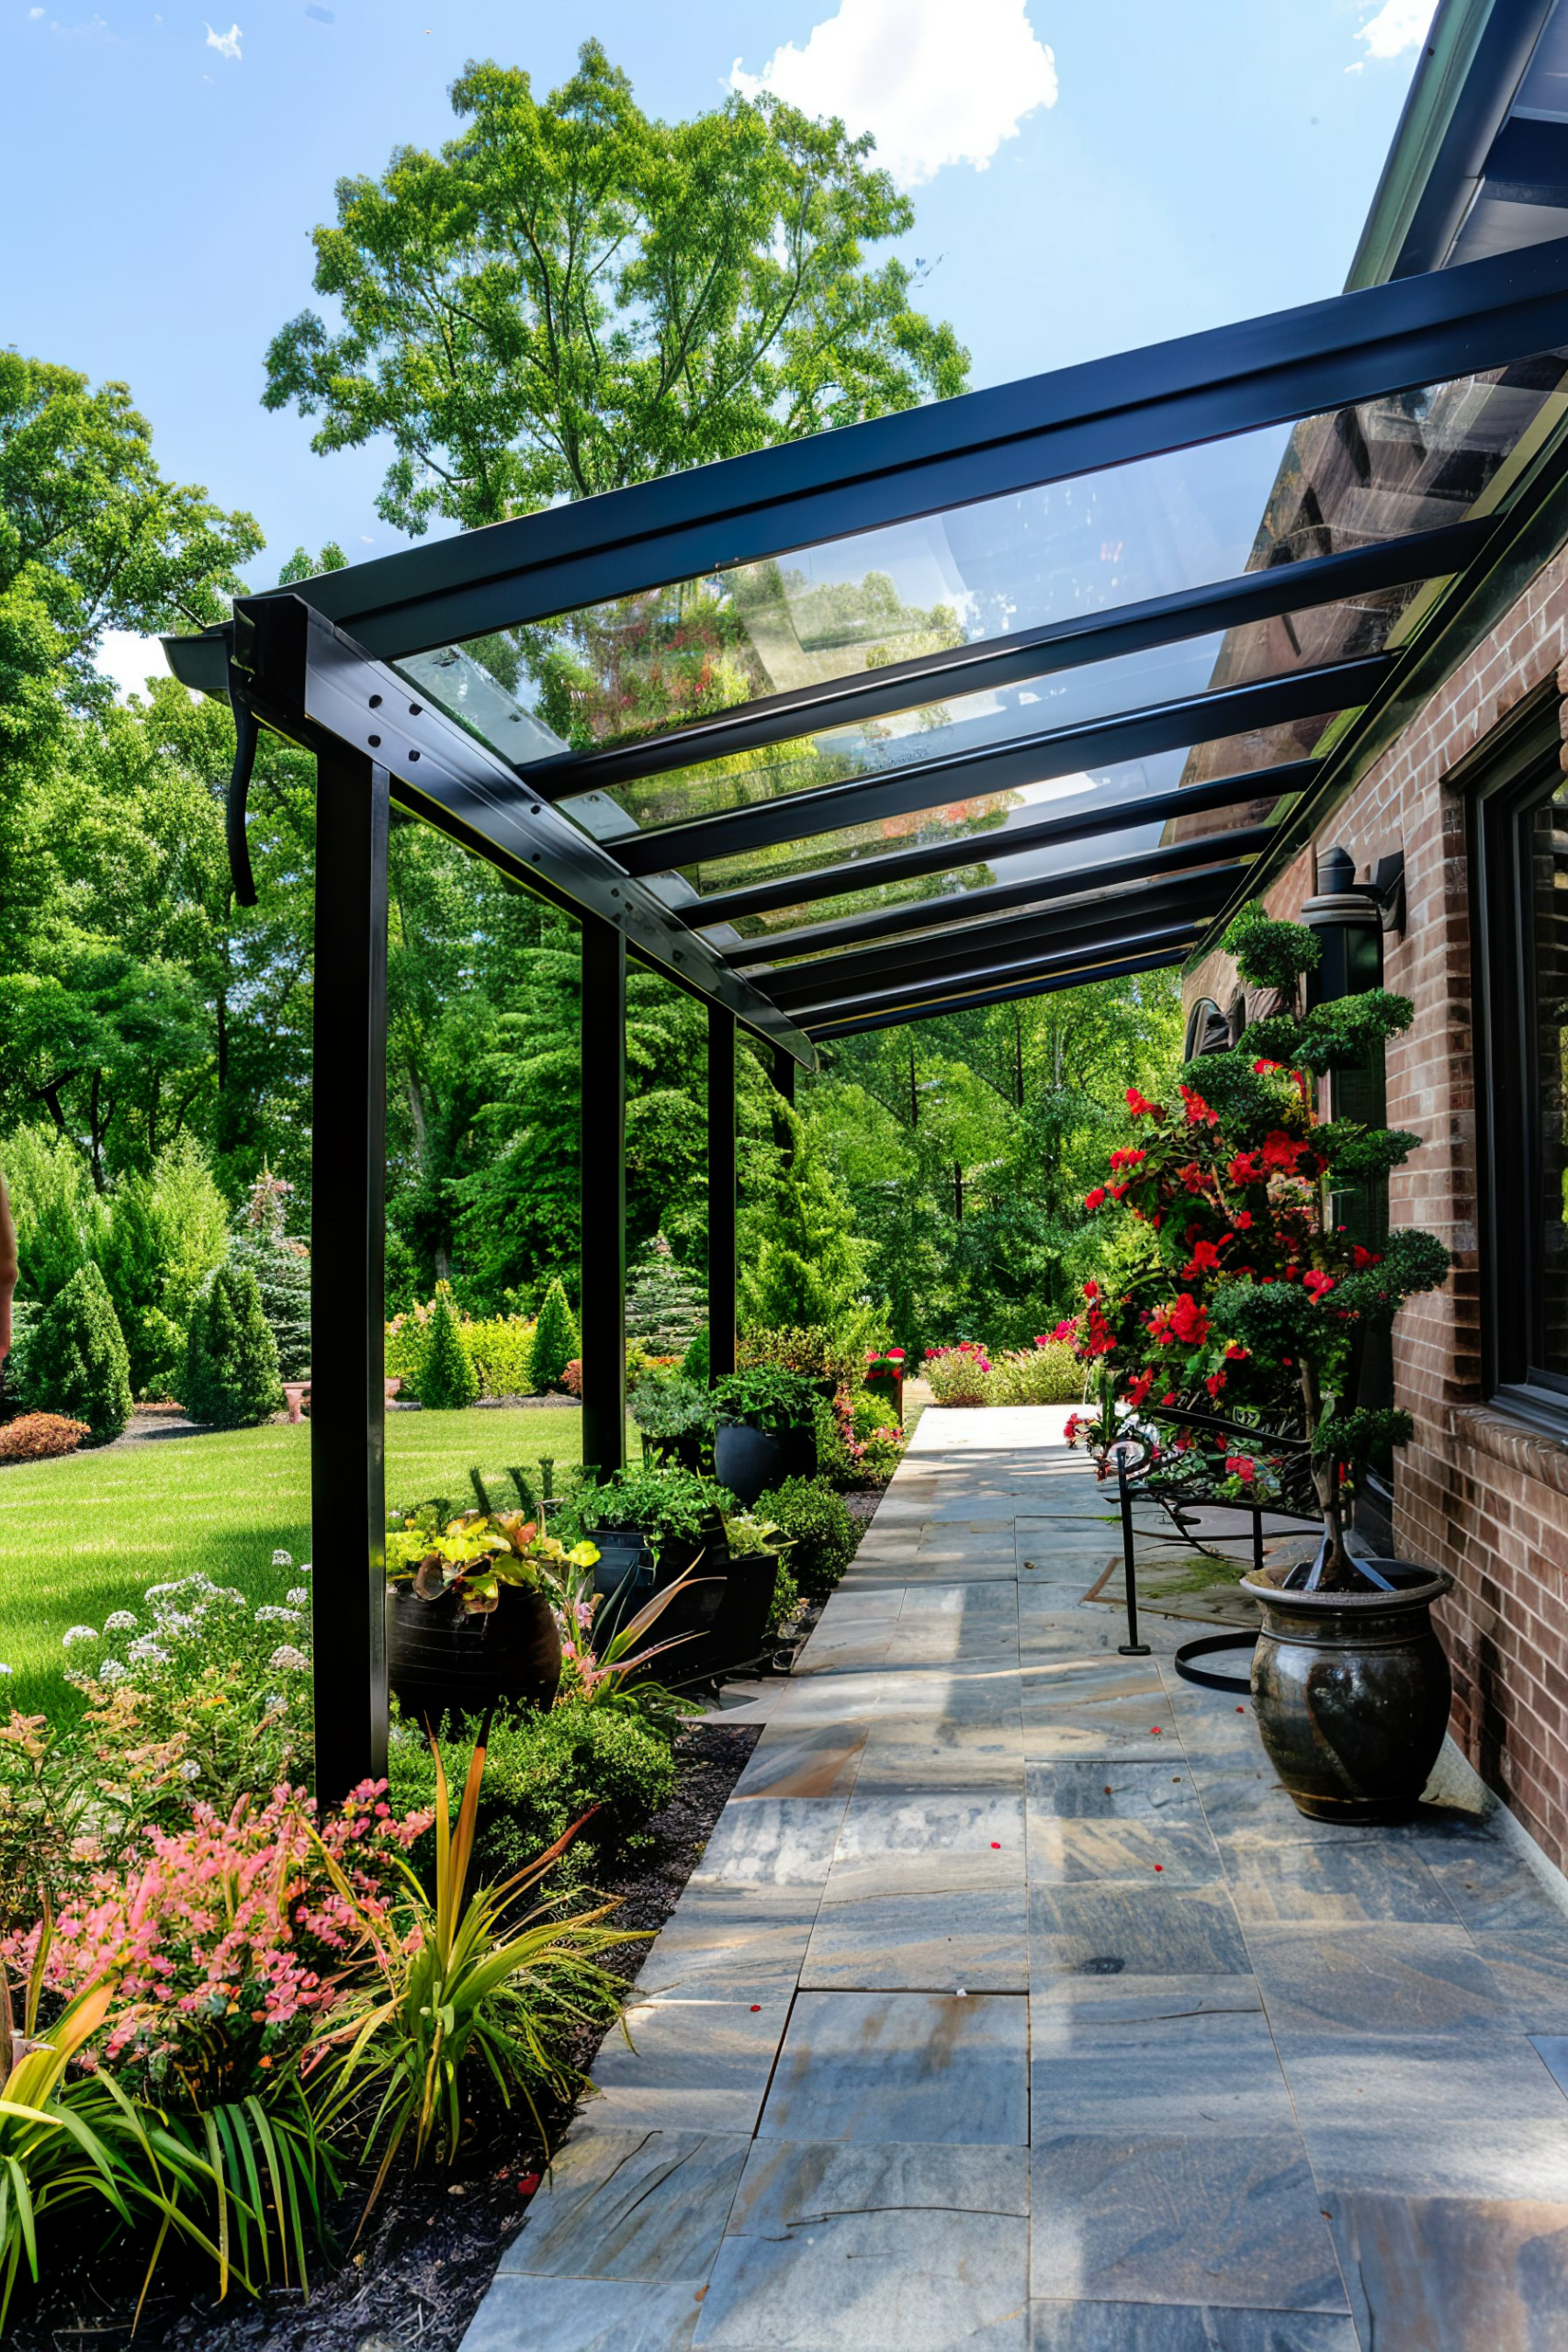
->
left=740, top=1108, right=869, bottom=1330
left=21, top=1261, right=132, bottom=1442
left=263, top=42, right=968, bottom=535
left=184, top=1262, right=284, bottom=1428
left=626, top=1232, right=706, bottom=1355
left=529, top=1277, right=581, bottom=1393
left=415, top=1281, right=479, bottom=1409
left=0, top=1123, right=106, bottom=1305
left=101, top=1133, right=231, bottom=1396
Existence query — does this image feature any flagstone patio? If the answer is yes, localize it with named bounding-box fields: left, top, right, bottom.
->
left=460, top=1408, right=1568, bottom=2352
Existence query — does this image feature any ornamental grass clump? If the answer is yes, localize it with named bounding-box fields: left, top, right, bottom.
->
left=1060, top=903, right=1450, bottom=1588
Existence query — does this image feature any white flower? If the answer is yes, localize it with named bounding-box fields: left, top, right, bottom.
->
left=287, top=1588, right=309, bottom=1609
left=104, top=1611, right=138, bottom=1634
left=62, top=1625, right=98, bottom=1648
left=264, top=1690, right=290, bottom=1712
left=0, top=1664, right=13, bottom=1678
left=127, top=1638, right=170, bottom=1668
left=99, top=1659, right=130, bottom=1683
left=298, top=1562, right=312, bottom=1576
left=178, top=1759, right=202, bottom=1781
left=272, top=1550, right=293, bottom=1567
left=255, top=1605, right=302, bottom=1625
left=267, top=1646, right=309, bottom=1674
left=208, top=1587, right=248, bottom=1609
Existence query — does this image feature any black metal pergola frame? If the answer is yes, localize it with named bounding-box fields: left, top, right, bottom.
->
left=165, top=232, right=1568, bottom=1797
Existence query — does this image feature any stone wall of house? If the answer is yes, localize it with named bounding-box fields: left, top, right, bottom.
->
left=1184, top=548, right=1568, bottom=1871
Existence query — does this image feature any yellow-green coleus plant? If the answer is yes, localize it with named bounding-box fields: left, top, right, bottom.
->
left=385, top=1508, right=599, bottom=1615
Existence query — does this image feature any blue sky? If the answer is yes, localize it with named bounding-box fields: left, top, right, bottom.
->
left=3, top=0, right=1435, bottom=686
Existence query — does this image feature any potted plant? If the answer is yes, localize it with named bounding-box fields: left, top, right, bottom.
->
left=629, top=1369, right=714, bottom=1473
left=691, top=1507, right=785, bottom=1676
left=581, top=1462, right=739, bottom=1661
left=1061, top=903, right=1453, bottom=1824
left=710, top=1368, right=819, bottom=1505
left=384, top=1498, right=596, bottom=1719
left=863, top=1345, right=907, bottom=1425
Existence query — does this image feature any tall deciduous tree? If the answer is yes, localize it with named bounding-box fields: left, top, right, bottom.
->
left=263, top=42, right=969, bottom=534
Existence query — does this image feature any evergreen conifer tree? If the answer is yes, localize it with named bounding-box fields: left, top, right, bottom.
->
left=626, top=1231, right=706, bottom=1354
left=416, top=1282, right=479, bottom=1408
left=741, top=1111, right=869, bottom=1331
left=230, top=1167, right=311, bottom=1379
left=185, top=1263, right=285, bottom=1428
left=22, top=1261, right=133, bottom=1442
left=529, top=1276, right=581, bottom=1391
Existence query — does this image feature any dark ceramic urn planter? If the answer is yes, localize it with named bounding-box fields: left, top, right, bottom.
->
left=1240, top=1559, right=1453, bottom=1825
left=387, top=1581, right=562, bottom=1724
left=688, top=1551, right=780, bottom=1681
left=714, top=1421, right=814, bottom=1508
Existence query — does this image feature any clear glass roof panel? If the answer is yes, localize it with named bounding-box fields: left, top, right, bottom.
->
left=399, top=357, right=1568, bottom=768
left=673, top=722, right=1317, bottom=914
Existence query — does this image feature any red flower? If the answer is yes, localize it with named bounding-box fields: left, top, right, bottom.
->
left=1224, top=1455, right=1257, bottom=1481
left=1126, top=1087, right=1162, bottom=1119
left=1064, top=1414, right=1082, bottom=1446
left=1044, top=1320, right=1077, bottom=1343
left=1179, top=1161, right=1207, bottom=1194
left=1109, top=1148, right=1147, bottom=1171
left=1224, top=1342, right=1249, bottom=1361
left=1161, top=1391, right=1178, bottom=1406
left=1302, top=1269, right=1336, bottom=1299
left=1125, top=1369, right=1155, bottom=1407
left=1227, top=1152, right=1264, bottom=1183
left=1351, top=1245, right=1382, bottom=1270
left=1261, top=1130, right=1305, bottom=1172
left=1084, top=1187, right=1107, bottom=1210
left=1182, top=1238, right=1224, bottom=1279
left=1083, top=1281, right=1100, bottom=1302
left=1233, top=1210, right=1254, bottom=1231
left=1150, top=1293, right=1209, bottom=1348
left=1179, top=1083, right=1218, bottom=1125
left=1205, top=1371, right=1226, bottom=1398
left=1252, top=1058, right=1284, bottom=1076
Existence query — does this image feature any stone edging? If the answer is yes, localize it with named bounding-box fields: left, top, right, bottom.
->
left=1449, top=1401, right=1568, bottom=1501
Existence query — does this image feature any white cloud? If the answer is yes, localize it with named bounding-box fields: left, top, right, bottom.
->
left=28, top=7, right=44, bottom=17
left=203, top=17, right=240, bottom=60
left=731, top=0, right=1057, bottom=189
left=1356, top=0, right=1436, bottom=63
left=96, top=629, right=170, bottom=703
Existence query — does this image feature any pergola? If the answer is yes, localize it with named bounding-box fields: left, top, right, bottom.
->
left=166, top=235, right=1568, bottom=1796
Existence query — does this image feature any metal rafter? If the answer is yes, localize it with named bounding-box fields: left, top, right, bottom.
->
left=609, top=657, right=1384, bottom=880
left=721, top=826, right=1273, bottom=967
left=681, top=761, right=1314, bottom=929
left=797, top=919, right=1205, bottom=1028
left=759, top=876, right=1233, bottom=1015
left=249, top=235, right=1568, bottom=659
left=530, top=520, right=1483, bottom=800
left=807, top=945, right=1190, bottom=1039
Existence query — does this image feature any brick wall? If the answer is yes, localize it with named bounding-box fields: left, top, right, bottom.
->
left=1185, top=548, right=1568, bottom=1870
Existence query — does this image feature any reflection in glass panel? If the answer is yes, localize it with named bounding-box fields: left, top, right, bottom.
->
left=1529, top=780, right=1568, bottom=1381
left=675, top=723, right=1316, bottom=913
left=402, top=356, right=1568, bottom=766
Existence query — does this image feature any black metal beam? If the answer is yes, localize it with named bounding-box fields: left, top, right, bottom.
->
left=581, top=914, right=627, bottom=1478
left=807, top=945, right=1189, bottom=1040
left=708, top=1008, right=738, bottom=1382
left=1480, top=114, right=1568, bottom=208
left=226, top=594, right=817, bottom=1069
left=259, top=235, right=1568, bottom=658
left=533, top=521, right=1483, bottom=801
left=685, top=760, right=1314, bottom=930
left=762, top=877, right=1231, bottom=1016
left=724, top=826, right=1272, bottom=967
left=613, top=659, right=1383, bottom=881
left=800, top=921, right=1203, bottom=1029
left=310, top=745, right=389, bottom=1804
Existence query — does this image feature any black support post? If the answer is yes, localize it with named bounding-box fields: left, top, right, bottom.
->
left=580, top=915, right=627, bottom=1478
left=708, top=1006, right=738, bottom=1380
left=310, top=748, right=389, bottom=1804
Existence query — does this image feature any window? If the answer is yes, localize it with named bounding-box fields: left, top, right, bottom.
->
left=1472, top=697, right=1568, bottom=1426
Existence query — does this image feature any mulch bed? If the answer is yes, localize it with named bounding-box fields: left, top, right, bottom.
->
left=6, top=1720, right=761, bottom=2352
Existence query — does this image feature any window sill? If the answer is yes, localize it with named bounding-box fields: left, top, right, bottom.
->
left=1451, top=1398, right=1568, bottom=1500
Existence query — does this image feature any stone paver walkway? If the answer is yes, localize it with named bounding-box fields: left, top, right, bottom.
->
left=461, top=1408, right=1568, bottom=2352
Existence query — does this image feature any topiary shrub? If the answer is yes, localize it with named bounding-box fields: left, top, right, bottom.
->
left=529, top=1277, right=580, bottom=1392
left=185, top=1262, right=284, bottom=1429
left=414, top=1282, right=479, bottom=1410
left=0, top=1412, right=91, bottom=1463
left=755, top=1474, right=857, bottom=1595
left=21, top=1263, right=133, bottom=1443
left=387, top=1699, right=675, bottom=1889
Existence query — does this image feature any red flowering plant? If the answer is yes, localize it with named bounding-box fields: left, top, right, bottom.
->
left=1060, top=905, right=1450, bottom=1579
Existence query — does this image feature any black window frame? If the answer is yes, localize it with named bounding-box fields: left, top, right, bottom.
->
left=1471, top=687, right=1568, bottom=1431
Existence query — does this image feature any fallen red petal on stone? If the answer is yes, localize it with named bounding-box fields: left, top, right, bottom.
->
left=990, top=1841, right=1001, bottom=1849
left=517, top=2174, right=541, bottom=2197
left=1154, top=1863, right=1163, bottom=1871
left=750, top=2004, right=761, bottom=2012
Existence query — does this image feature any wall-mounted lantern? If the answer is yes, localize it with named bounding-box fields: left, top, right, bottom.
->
left=1299, top=844, right=1405, bottom=1004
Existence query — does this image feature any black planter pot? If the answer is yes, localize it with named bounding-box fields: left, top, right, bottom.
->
left=387, top=1581, right=562, bottom=1724
left=688, top=1551, right=780, bottom=1680
left=1240, top=1558, right=1454, bottom=1825
left=715, top=1420, right=814, bottom=1508
left=587, top=1517, right=728, bottom=1672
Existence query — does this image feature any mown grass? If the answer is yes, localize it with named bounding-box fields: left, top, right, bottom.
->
left=0, top=1408, right=622, bottom=1720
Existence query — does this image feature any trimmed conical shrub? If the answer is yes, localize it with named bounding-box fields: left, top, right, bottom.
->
left=185, top=1262, right=285, bottom=1429
left=415, top=1283, right=479, bottom=1409
left=21, top=1262, right=132, bottom=1443
left=528, top=1277, right=581, bottom=1393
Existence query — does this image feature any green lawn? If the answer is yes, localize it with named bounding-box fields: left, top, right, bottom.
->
left=0, top=1408, right=624, bottom=1719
